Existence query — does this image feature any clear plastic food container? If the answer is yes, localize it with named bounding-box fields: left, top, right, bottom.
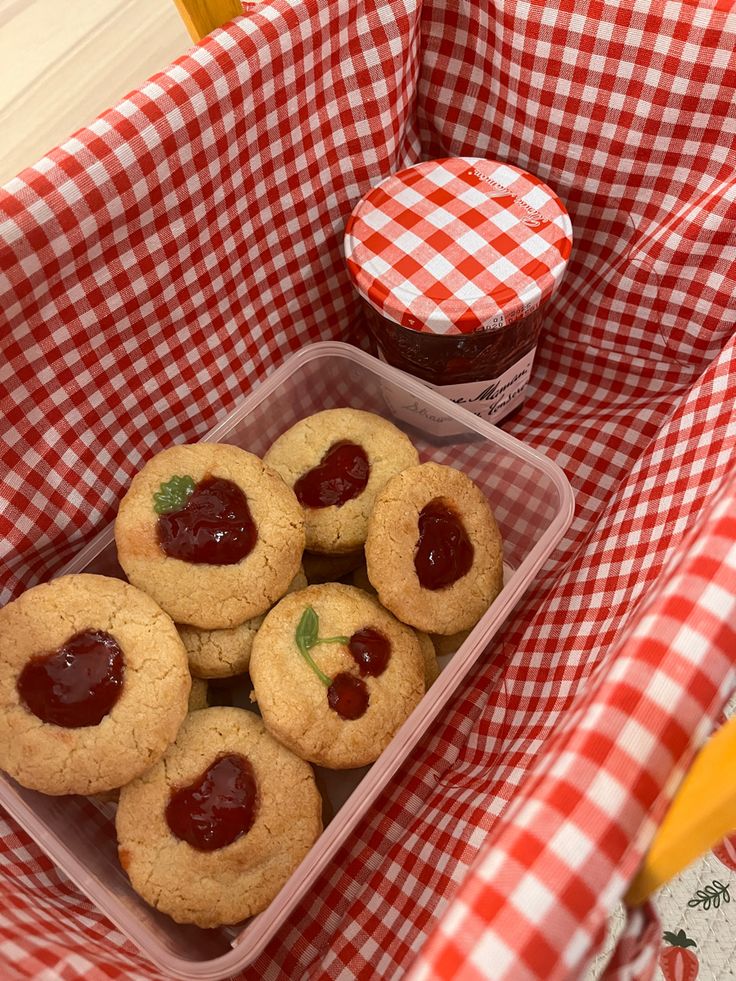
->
left=344, top=158, right=573, bottom=436
left=0, top=341, right=574, bottom=979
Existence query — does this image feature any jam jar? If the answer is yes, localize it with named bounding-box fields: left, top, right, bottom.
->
left=344, top=157, right=573, bottom=435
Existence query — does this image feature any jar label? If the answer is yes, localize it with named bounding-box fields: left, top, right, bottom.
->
left=379, top=348, right=536, bottom=437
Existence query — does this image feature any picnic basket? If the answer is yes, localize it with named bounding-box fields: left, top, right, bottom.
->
left=1, top=1, right=736, bottom=977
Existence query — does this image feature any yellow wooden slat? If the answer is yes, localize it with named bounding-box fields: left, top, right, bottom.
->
left=171, top=0, right=243, bottom=42
left=627, top=715, right=736, bottom=906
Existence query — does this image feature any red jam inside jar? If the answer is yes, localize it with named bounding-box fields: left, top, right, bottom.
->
left=165, top=753, right=258, bottom=851
left=362, top=304, right=543, bottom=388
left=344, top=157, right=572, bottom=432
left=157, top=475, right=257, bottom=566
left=17, top=629, right=124, bottom=728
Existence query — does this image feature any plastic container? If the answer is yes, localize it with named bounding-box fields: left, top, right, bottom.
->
left=0, top=342, right=574, bottom=979
left=344, top=157, right=573, bottom=436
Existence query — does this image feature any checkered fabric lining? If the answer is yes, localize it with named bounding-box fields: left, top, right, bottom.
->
left=1, top=1, right=736, bottom=979
left=0, top=0, right=422, bottom=607
left=343, top=157, right=573, bottom=333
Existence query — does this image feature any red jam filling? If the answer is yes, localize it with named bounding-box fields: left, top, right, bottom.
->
left=348, top=628, right=391, bottom=677
left=165, top=753, right=258, bottom=852
left=157, top=475, right=257, bottom=565
left=414, top=498, right=474, bottom=590
left=364, top=304, right=543, bottom=388
left=327, top=672, right=369, bottom=720
left=17, top=629, right=124, bottom=728
left=293, top=441, right=369, bottom=508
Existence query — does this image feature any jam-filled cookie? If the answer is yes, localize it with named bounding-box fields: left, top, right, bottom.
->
left=115, top=706, right=322, bottom=927
left=177, top=568, right=308, bottom=679
left=0, top=574, right=191, bottom=796
left=263, top=408, right=419, bottom=554
left=249, top=583, right=425, bottom=769
left=365, top=462, right=504, bottom=634
left=114, top=443, right=305, bottom=629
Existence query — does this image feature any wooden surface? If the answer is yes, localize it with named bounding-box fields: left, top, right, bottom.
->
left=0, top=0, right=192, bottom=186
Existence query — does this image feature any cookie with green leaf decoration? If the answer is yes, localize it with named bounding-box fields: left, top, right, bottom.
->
left=115, top=443, right=305, bottom=629
left=249, top=583, right=425, bottom=769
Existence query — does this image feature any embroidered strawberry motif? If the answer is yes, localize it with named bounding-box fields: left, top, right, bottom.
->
left=659, top=930, right=699, bottom=981
left=713, top=831, right=736, bottom=873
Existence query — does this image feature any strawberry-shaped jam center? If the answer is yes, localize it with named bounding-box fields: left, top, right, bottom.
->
left=348, top=628, right=391, bottom=677
left=294, top=441, right=369, bottom=508
left=414, top=498, right=474, bottom=590
left=327, top=672, right=369, bottom=720
left=17, top=629, right=124, bottom=728
left=165, top=753, right=258, bottom=851
left=157, top=476, right=257, bottom=565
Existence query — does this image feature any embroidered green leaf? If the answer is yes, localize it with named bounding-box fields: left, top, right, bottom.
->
left=153, top=475, right=196, bottom=515
left=294, top=606, right=350, bottom=687
left=687, top=880, right=730, bottom=911
left=663, top=929, right=697, bottom=948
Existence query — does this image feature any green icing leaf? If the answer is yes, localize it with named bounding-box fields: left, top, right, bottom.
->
left=153, top=474, right=196, bottom=515
left=294, top=606, right=349, bottom=688
left=296, top=606, right=319, bottom=653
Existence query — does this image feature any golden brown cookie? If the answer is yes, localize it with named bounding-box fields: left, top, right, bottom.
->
left=115, top=707, right=322, bottom=927
left=249, top=583, right=425, bottom=769
left=263, top=408, right=419, bottom=554
left=114, top=443, right=305, bottom=629
left=0, top=574, right=191, bottom=796
left=365, top=462, right=504, bottom=634
left=177, top=568, right=308, bottom=679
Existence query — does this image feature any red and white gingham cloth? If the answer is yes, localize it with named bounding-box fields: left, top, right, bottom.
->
left=2, top=0, right=736, bottom=978
left=344, top=157, right=573, bottom=332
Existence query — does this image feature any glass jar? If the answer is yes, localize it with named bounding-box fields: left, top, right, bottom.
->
left=344, top=157, right=573, bottom=436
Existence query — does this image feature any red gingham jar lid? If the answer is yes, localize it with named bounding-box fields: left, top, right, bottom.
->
left=344, top=157, right=573, bottom=336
